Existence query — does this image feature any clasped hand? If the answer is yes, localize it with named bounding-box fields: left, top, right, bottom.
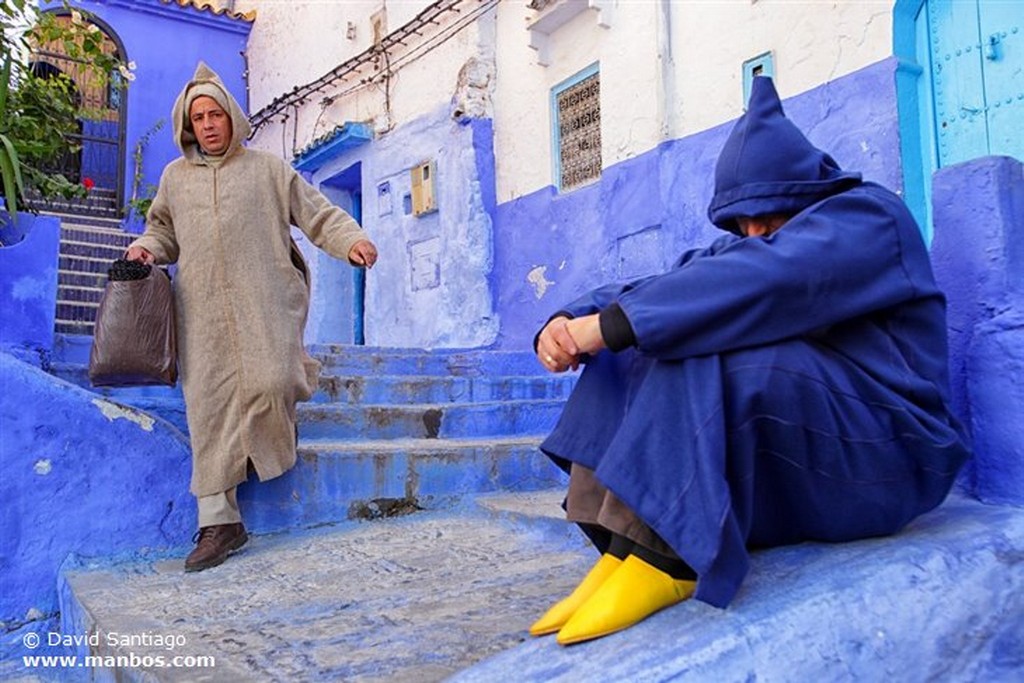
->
left=536, top=314, right=606, bottom=373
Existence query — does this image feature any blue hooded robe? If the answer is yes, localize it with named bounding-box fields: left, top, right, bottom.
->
left=539, top=77, right=970, bottom=608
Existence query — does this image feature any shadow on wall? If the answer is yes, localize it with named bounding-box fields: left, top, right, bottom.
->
left=0, top=353, right=194, bottom=660
left=931, top=155, right=1024, bottom=506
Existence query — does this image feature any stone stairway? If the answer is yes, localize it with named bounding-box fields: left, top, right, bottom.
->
left=45, top=491, right=1024, bottom=683
left=52, top=214, right=134, bottom=336
left=53, top=491, right=594, bottom=683
left=248, top=346, right=576, bottom=532
left=26, top=186, right=122, bottom=222
left=49, top=344, right=577, bottom=534
left=28, top=345, right=583, bottom=681
left=22, top=345, right=1024, bottom=682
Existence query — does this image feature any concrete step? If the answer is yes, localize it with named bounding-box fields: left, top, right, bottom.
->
left=54, top=302, right=99, bottom=332
left=59, top=225, right=133, bottom=244
left=49, top=212, right=125, bottom=231
left=27, top=195, right=121, bottom=219
left=311, top=346, right=548, bottom=377
left=312, top=372, right=577, bottom=404
left=242, top=436, right=564, bottom=533
left=48, top=365, right=570, bottom=440
left=58, top=270, right=108, bottom=289
left=59, top=239, right=127, bottom=259
left=297, top=399, right=565, bottom=441
left=55, top=320, right=96, bottom=336
left=55, top=490, right=590, bottom=682
left=58, top=254, right=113, bottom=275
left=52, top=492, right=1022, bottom=682
left=452, top=493, right=1024, bottom=682
left=58, top=286, right=105, bottom=305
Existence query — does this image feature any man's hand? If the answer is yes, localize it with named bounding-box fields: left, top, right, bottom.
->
left=125, top=246, right=155, bottom=264
left=348, top=240, right=378, bottom=268
left=565, top=314, right=605, bottom=356
left=537, top=314, right=606, bottom=373
left=537, top=315, right=584, bottom=373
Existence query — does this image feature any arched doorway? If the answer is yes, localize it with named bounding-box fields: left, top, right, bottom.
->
left=895, top=0, right=1023, bottom=239
left=28, top=10, right=127, bottom=218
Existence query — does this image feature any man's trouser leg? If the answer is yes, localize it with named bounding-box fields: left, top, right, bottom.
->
left=196, top=487, right=241, bottom=528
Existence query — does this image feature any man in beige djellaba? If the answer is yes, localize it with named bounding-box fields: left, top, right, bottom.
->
left=126, top=62, right=378, bottom=572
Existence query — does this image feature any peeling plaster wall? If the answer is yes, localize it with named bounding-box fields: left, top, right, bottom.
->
left=243, top=0, right=491, bottom=164
left=241, top=1, right=499, bottom=348
left=241, top=0, right=382, bottom=102
left=305, top=109, right=498, bottom=348
left=492, top=59, right=903, bottom=350
left=0, top=353, right=193, bottom=629
left=240, top=0, right=433, bottom=119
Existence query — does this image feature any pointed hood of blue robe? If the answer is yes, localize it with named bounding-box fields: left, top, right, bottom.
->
left=708, top=77, right=862, bottom=235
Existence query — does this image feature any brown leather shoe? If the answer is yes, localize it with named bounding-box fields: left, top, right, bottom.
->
left=184, top=523, right=248, bottom=572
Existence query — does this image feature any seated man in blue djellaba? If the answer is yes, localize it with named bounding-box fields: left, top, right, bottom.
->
left=530, top=77, right=971, bottom=646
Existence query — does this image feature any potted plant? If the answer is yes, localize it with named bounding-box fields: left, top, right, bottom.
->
left=1, top=0, right=128, bottom=242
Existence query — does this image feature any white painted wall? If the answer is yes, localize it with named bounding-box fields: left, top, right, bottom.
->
left=491, top=0, right=894, bottom=203
left=239, top=0, right=893, bottom=196
left=492, top=2, right=665, bottom=202
left=238, top=0, right=490, bottom=160
left=672, top=0, right=894, bottom=134
left=240, top=0, right=386, bottom=107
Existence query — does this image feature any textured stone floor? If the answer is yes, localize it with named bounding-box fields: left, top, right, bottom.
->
left=29, top=491, right=1024, bottom=682
left=58, top=492, right=592, bottom=682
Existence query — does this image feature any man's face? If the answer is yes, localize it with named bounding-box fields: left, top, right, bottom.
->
left=737, top=213, right=789, bottom=238
left=189, top=96, right=232, bottom=156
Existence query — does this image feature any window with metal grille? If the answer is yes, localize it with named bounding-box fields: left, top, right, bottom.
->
left=554, top=66, right=601, bottom=191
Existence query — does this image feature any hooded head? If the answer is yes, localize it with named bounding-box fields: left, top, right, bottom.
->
left=707, top=77, right=861, bottom=235
left=171, top=61, right=251, bottom=162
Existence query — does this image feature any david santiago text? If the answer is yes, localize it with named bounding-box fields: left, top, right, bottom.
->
left=44, top=631, right=187, bottom=651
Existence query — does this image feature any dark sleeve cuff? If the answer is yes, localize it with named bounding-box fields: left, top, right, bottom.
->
left=533, top=311, right=575, bottom=352
left=599, top=303, right=637, bottom=352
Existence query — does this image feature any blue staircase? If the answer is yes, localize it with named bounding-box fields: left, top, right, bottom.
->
left=53, top=214, right=134, bottom=336
left=50, top=343, right=576, bottom=533
left=30, top=343, right=1024, bottom=682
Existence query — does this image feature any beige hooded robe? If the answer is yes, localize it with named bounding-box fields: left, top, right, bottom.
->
left=129, top=63, right=369, bottom=496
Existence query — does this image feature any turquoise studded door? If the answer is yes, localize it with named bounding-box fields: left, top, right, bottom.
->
left=928, top=0, right=1023, bottom=166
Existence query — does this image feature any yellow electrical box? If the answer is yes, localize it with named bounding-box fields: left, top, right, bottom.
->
left=410, top=160, right=437, bottom=216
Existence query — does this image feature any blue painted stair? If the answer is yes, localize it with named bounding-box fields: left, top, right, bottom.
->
left=49, top=343, right=575, bottom=533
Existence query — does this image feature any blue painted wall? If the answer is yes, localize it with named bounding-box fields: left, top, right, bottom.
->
left=306, top=106, right=498, bottom=349
left=53, top=0, right=251, bottom=232
left=0, top=352, right=193, bottom=637
left=0, top=213, right=61, bottom=364
left=491, top=58, right=904, bottom=351
left=931, top=155, right=1024, bottom=505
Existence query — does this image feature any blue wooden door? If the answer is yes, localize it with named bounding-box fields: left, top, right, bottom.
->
left=929, top=0, right=1023, bottom=166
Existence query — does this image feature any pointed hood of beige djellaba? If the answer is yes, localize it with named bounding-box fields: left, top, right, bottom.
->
left=171, top=61, right=251, bottom=163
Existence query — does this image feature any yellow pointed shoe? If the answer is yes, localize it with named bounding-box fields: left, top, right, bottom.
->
left=529, top=553, right=623, bottom=637
left=556, top=554, right=696, bottom=646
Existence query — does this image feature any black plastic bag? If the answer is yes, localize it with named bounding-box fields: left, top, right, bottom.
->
left=89, top=265, right=177, bottom=387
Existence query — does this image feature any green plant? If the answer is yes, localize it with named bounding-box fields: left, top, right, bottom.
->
left=1, top=0, right=129, bottom=227
left=125, top=118, right=165, bottom=223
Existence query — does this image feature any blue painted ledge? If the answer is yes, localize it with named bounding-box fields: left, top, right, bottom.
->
left=452, top=493, right=1024, bottom=681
